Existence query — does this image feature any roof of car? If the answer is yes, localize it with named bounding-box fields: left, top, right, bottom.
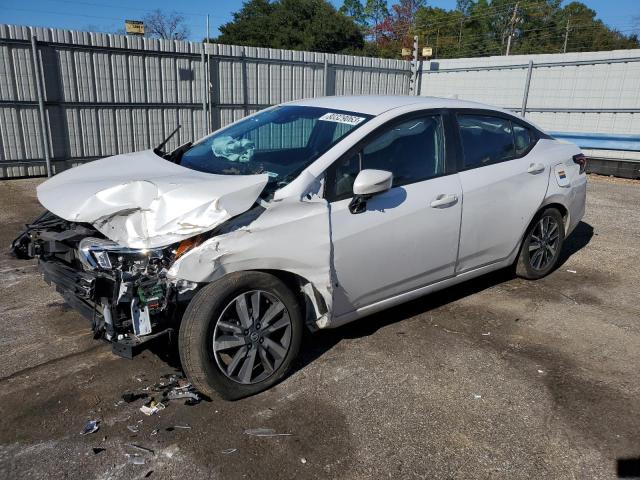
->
left=289, top=95, right=507, bottom=116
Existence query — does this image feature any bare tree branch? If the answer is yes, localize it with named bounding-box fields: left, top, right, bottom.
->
left=142, top=9, right=190, bottom=40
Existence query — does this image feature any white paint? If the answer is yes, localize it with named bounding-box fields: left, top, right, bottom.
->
left=34, top=96, right=587, bottom=331
left=37, top=150, right=268, bottom=248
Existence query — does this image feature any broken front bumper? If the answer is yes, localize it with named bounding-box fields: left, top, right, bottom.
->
left=38, top=257, right=181, bottom=358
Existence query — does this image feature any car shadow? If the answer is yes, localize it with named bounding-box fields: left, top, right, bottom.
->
left=556, top=220, right=594, bottom=269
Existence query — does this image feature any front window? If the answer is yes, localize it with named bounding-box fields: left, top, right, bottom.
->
left=179, top=106, right=372, bottom=197
left=328, top=114, right=446, bottom=201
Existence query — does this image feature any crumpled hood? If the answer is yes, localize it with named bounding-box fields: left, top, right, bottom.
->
left=37, top=150, right=269, bottom=249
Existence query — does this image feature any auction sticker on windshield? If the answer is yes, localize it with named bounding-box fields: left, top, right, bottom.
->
left=319, top=112, right=366, bottom=125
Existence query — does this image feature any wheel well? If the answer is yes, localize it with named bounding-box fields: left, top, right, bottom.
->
left=542, top=202, right=568, bottom=221
left=540, top=202, right=569, bottom=230
left=255, top=269, right=327, bottom=331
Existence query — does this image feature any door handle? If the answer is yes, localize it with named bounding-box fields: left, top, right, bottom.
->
left=527, top=163, right=545, bottom=174
left=430, top=194, right=458, bottom=208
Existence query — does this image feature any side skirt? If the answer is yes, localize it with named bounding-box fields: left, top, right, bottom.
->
left=326, top=258, right=513, bottom=329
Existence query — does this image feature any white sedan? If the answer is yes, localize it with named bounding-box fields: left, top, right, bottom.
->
left=13, top=96, right=587, bottom=399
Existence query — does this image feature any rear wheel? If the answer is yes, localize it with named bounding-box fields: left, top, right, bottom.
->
left=516, top=208, right=565, bottom=280
left=179, top=271, right=303, bottom=400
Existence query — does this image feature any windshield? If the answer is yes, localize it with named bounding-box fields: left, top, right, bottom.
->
left=179, top=105, right=372, bottom=197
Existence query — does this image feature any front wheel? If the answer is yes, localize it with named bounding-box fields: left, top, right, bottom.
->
left=516, top=208, right=565, bottom=280
left=179, top=271, right=303, bottom=400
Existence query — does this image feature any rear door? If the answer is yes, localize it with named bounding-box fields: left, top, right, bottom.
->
left=326, top=111, right=463, bottom=317
left=454, top=111, right=549, bottom=272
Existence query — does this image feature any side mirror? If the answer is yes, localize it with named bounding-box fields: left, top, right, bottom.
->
left=349, top=169, right=393, bottom=214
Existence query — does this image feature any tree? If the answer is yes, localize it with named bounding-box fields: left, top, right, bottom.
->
left=340, top=0, right=367, bottom=27
left=372, top=0, right=424, bottom=56
left=365, top=0, right=389, bottom=41
left=142, top=10, right=190, bottom=40
left=214, top=0, right=364, bottom=53
left=410, top=0, right=639, bottom=59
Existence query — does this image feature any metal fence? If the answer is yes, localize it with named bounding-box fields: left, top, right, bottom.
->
left=418, top=49, right=640, bottom=177
left=0, top=24, right=411, bottom=178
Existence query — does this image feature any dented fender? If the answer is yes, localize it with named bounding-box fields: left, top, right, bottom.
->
left=167, top=196, right=334, bottom=328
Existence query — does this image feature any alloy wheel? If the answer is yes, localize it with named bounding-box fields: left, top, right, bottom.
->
left=529, top=215, right=561, bottom=271
left=212, top=290, right=292, bottom=384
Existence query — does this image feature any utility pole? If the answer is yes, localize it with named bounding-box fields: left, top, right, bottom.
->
left=410, top=35, right=419, bottom=95
left=458, top=18, right=463, bottom=54
left=435, top=28, right=440, bottom=59
left=505, top=1, right=519, bottom=56
left=563, top=15, right=571, bottom=53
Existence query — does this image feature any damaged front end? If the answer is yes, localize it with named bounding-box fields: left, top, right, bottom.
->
left=11, top=211, right=199, bottom=358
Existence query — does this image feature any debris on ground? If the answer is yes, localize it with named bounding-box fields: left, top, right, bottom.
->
left=481, top=332, right=491, bottom=336
left=126, top=453, right=146, bottom=465
left=127, top=443, right=155, bottom=455
left=537, top=369, right=544, bottom=374
left=473, top=394, right=482, bottom=400
left=244, top=428, right=293, bottom=437
left=127, top=425, right=140, bottom=433
left=166, top=387, right=200, bottom=405
left=222, top=448, right=237, bottom=454
left=92, top=447, right=105, bottom=455
left=140, top=399, right=166, bottom=416
left=80, top=420, right=100, bottom=435
left=301, top=457, right=307, bottom=464
left=124, top=372, right=202, bottom=415
left=567, top=269, right=577, bottom=273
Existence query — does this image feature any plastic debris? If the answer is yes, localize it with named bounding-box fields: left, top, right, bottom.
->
left=244, top=428, right=293, bottom=437
left=140, top=400, right=166, bottom=416
left=126, top=454, right=146, bottom=465
left=166, top=390, right=200, bottom=403
left=222, top=448, right=237, bottom=455
left=92, top=447, right=105, bottom=455
left=473, top=394, right=482, bottom=400
left=151, top=429, right=159, bottom=436
left=127, top=443, right=155, bottom=455
left=127, top=425, right=140, bottom=433
left=80, top=419, right=100, bottom=435
left=567, top=269, right=577, bottom=273
left=481, top=332, right=491, bottom=336
left=537, top=369, right=544, bottom=374
left=301, top=458, right=307, bottom=464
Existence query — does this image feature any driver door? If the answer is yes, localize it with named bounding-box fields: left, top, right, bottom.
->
left=326, top=112, right=463, bottom=317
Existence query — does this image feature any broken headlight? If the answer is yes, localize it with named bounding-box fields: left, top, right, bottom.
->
left=78, top=237, right=166, bottom=273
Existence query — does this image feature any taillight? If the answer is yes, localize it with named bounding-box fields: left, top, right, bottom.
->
left=573, top=153, right=587, bottom=174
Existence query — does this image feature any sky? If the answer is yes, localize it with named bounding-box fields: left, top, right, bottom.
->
left=2, top=0, right=639, bottom=41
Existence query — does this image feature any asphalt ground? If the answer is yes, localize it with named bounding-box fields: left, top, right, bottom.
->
left=0, top=175, right=639, bottom=479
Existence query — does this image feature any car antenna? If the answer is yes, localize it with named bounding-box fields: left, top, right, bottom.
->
left=155, top=125, right=181, bottom=152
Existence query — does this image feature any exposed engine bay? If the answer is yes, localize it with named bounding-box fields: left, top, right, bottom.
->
left=11, top=211, right=199, bottom=357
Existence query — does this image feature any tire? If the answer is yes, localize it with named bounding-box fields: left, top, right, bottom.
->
left=516, top=208, right=565, bottom=280
left=179, top=271, right=303, bottom=400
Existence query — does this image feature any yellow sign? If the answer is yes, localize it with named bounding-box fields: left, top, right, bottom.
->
left=125, top=20, right=145, bottom=36
left=401, top=47, right=412, bottom=57
left=422, top=47, right=433, bottom=58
